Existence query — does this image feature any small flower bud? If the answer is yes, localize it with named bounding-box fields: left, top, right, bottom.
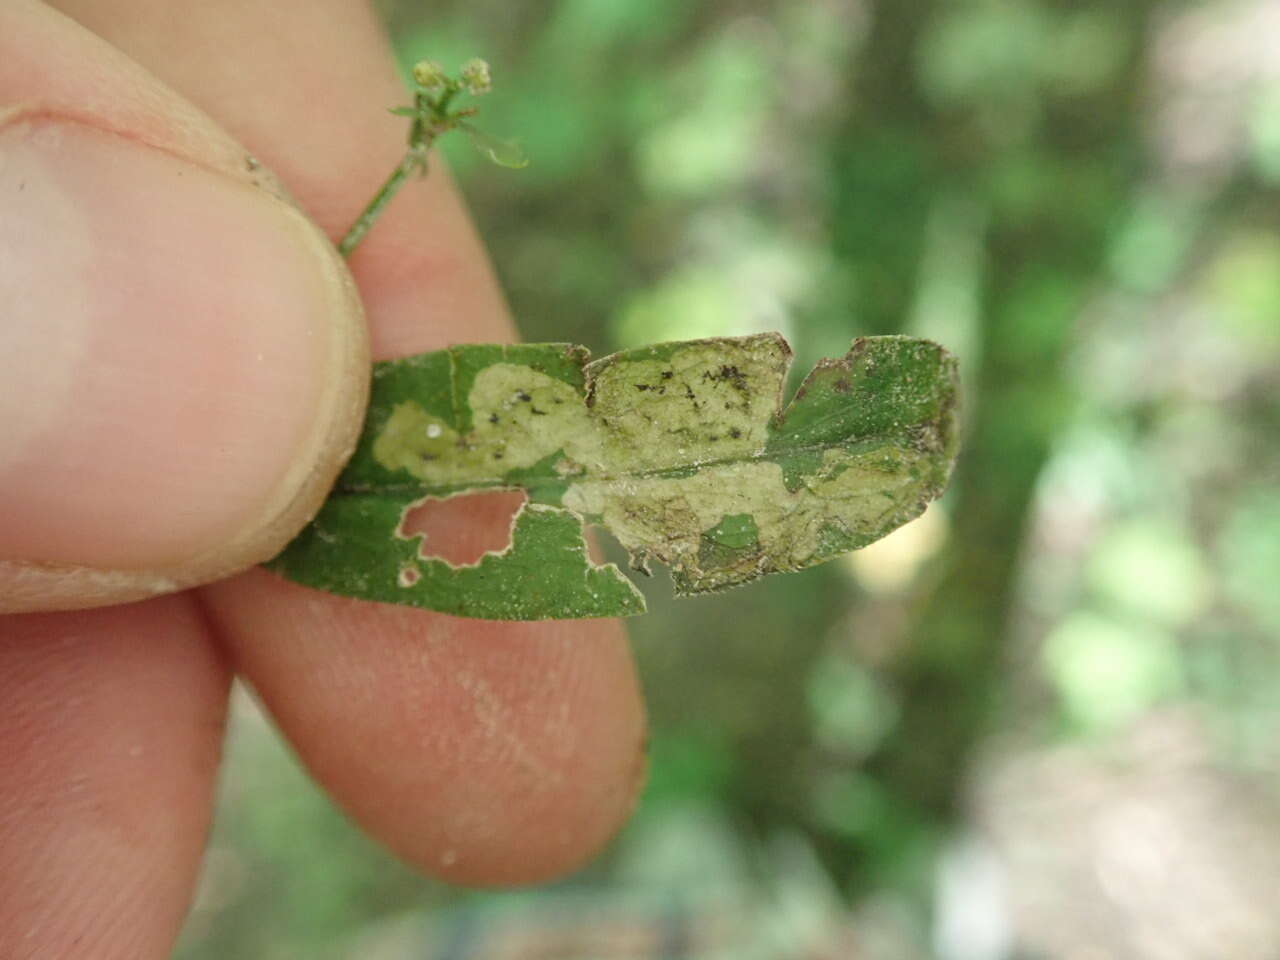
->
left=412, top=60, right=448, bottom=91
left=460, top=58, right=492, bottom=95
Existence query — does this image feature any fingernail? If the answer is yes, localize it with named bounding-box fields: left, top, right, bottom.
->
left=0, top=120, right=367, bottom=601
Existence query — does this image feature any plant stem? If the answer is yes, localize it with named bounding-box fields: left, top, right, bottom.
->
left=338, top=89, right=439, bottom=258
left=337, top=63, right=498, bottom=257
left=336, top=151, right=422, bottom=257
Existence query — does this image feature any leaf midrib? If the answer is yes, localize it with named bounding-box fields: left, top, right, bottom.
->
left=335, top=429, right=932, bottom=498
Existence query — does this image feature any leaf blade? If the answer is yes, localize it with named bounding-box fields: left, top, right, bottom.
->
left=268, top=334, right=960, bottom=619
left=459, top=121, right=529, bottom=168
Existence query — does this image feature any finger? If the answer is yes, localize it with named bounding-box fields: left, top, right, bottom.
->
left=51, top=0, right=512, bottom=359
left=202, top=571, right=646, bottom=885
left=0, top=0, right=369, bottom=614
left=0, top=596, right=230, bottom=959
left=51, top=0, right=648, bottom=885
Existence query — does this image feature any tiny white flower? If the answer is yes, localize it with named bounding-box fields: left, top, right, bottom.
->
left=412, top=60, right=448, bottom=91
left=460, top=58, right=492, bottom=95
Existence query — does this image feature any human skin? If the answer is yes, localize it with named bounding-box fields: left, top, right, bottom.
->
left=0, top=2, right=646, bottom=957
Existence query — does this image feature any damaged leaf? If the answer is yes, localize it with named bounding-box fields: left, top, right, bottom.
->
left=267, top=333, right=960, bottom=620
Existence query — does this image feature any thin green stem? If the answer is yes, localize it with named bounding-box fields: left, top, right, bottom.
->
left=337, top=60, right=501, bottom=257
left=336, top=151, right=423, bottom=257
left=338, top=90, right=449, bottom=258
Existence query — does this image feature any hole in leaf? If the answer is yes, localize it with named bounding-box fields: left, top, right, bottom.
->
left=400, top=490, right=527, bottom=566
left=584, top=522, right=610, bottom=566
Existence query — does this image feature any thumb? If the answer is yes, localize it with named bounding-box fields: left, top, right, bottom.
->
left=0, top=0, right=369, bottom=614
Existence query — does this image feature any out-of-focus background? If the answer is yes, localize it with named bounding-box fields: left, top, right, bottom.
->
left=176, top=1, right=1280, bottom=957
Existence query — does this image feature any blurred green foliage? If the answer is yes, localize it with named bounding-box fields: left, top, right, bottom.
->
left=178, top=1, right=1280, bottom=957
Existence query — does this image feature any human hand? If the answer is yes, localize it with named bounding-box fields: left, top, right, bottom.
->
left=0, top=2, right=645, bottom=956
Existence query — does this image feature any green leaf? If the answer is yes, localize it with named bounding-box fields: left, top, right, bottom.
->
left=459, top=121, right=530, bottom=168
left=267, top=334, right=960, bottom=620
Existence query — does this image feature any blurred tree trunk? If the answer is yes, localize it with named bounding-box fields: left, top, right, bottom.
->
left=827, top=0, right=1159, bottom=893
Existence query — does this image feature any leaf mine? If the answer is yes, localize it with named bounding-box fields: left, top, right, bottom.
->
left=267, top=334, right=960, bottom=620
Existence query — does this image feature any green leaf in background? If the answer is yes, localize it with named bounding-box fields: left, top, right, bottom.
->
left=267, top=334, right=960, bottom=620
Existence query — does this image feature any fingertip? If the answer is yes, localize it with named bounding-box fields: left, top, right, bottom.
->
left=393, top=616, right=649, bottom=888
left=204, top=570, right=647, bottom=886
left=0, top=119, right=368, bottom=613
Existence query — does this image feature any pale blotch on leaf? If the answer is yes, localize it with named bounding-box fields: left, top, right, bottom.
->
left=268, top=334, right=960, bottom=620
